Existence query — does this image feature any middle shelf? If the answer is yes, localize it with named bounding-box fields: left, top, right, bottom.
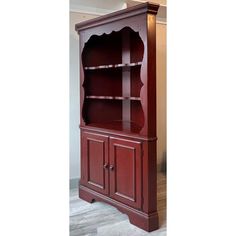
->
left=84, top=62, right=142, bottom=70
left=85, top=95, right=141, bottom=101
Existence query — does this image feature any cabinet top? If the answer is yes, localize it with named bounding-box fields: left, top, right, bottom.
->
left=75, top=2, right=159, bottom=33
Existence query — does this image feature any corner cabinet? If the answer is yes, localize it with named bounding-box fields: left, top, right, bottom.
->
left=75, top=3, right=160, bottom=232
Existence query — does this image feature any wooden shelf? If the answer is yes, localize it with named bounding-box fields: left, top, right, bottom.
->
left=87, top=120, right=142, bottom=134
left=84, top=62, right=142, bottom=70
left=85, top=95, right=141, bottom=101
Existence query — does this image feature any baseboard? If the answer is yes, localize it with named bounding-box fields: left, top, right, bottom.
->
left=70, top=178, right=79, bottom=189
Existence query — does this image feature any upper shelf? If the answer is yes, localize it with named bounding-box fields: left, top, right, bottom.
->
left=84, top=62, right=142, bottom=70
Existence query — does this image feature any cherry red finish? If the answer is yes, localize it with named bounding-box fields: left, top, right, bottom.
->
left=81, top=132, right=109, bottom=195
left=109, top=137, right=142, bottom=209
left=75, top=2, right=159, bottom=232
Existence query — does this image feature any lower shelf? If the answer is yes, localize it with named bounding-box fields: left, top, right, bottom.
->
left=86, top=120, right=142, bottom=134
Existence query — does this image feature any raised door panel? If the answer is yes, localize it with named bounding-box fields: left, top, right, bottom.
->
left=81, top=132, right=109, bottom=195
left=109, top=137, right=142, bottom=209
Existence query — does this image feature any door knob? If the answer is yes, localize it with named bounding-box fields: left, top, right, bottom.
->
left=103, top=163, right=109, bottom=169
left=109, top=165, right=114, bottom=171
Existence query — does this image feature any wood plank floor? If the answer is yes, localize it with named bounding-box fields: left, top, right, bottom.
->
left=70, top=173, right=166, bottom=236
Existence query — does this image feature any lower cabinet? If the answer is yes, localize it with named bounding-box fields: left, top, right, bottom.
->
left=81, top=131, right=142, bottom=209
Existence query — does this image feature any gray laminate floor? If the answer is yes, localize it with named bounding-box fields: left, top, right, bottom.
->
left=70, top=173, right=166, bottom=236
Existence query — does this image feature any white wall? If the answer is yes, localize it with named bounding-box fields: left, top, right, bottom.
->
left=156, top=22, right=167, bottom=171
left=70, top=12, right=98, bottom=181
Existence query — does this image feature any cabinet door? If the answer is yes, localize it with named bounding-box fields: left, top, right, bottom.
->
left=109, top=137, right=142, bottom=209
left=81, top=132, right=109, bottom=195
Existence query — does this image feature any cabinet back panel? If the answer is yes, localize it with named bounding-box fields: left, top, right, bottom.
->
left=83, top=99, right=122, bottom=124
left=82, top=32, right=122, bottom=67
left=131, top=101, right=145, bottom=130
left=84, top=69, right=122, bottom=96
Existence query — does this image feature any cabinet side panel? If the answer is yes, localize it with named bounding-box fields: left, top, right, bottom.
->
left=147, top=13, right=157, bottom=137
left=142, top=140, right=157, bottom=213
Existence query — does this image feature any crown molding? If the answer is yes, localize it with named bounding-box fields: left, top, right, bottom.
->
left=75, top=2, right=159, bottom=32
left=70, top=2, right=166, bottom=24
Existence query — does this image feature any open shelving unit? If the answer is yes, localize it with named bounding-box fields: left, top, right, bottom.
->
left=82, top=27, right=144, bottom=133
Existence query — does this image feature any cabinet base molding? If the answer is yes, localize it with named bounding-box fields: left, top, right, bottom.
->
left=79, top=184, right=159, bottom=232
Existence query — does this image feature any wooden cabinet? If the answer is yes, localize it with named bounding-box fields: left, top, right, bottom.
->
left=82, top=132, right=142, bottom=208
left=76, top=2, right=160, bottom=232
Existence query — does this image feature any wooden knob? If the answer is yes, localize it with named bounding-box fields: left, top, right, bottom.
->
left=109, top=165, right=114, bottom=171
left=103, top=163, right=109, bottom=169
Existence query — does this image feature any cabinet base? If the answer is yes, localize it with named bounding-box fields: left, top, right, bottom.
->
left=79, top=184, right=159, bottom=232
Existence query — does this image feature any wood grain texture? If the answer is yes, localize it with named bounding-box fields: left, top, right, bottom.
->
left=70, top=173, right=166, bottom=236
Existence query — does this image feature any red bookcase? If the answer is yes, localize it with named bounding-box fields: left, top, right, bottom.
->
left=75, top=2, right=160, bottom=232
